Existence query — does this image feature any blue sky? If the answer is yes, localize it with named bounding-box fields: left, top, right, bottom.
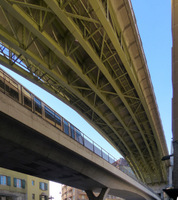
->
left=131, top=0, right=172, bottom=152
left=0, top=0, right=172, bottom=159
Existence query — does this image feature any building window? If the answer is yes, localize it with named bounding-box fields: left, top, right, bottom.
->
left=32, top=180, right=35, bottom=186
left=32, top=194, right=35, bottom=199
left=40, top=195, right=48, bottom=200
left=39, top=182, right=48, bottom=191
left=0, top=175, right=11, bottom=186
left=14, top=178, right=25, bottom=188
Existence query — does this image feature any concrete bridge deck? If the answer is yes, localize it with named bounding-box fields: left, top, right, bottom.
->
left=0, top=73, right=160, bottom=200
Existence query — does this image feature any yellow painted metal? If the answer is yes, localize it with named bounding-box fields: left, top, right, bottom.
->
left=0, top=0, right=169, bottom=185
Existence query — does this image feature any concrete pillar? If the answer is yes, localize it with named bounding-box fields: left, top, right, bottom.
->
left=173, top=141, right=178, bottom=188
left=172, top=0, right=178, bottom=190
left=85, top=188, right=110, bottom=200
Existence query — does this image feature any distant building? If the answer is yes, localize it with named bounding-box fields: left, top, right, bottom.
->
left=0, top=167, right=49, bottom=200
left=105, top=195, right=123, bottom=200
left=62, top=186, right=87, bottom=200
left=112, top=158, right=129, bottom=168
left=61, top=185, right=123, bottom=200
left=112, top=158, right=136, bottom=178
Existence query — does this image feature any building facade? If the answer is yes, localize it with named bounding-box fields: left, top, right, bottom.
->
left=0, top=168, right=49, bottom=200
left=62, top=186, right=87, bottom=200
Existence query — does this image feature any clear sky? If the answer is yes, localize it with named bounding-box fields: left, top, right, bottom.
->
left=131, top=0, right=172, bottom=152
left=0, top=0, right=172, bottom=198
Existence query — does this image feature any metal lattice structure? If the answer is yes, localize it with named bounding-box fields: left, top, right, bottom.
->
left=0, top=0, right=169, bottom=185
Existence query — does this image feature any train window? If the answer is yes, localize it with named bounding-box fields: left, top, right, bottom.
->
left=0, top=70, right=3, bottom=80
left=34, top=97, right=42, bottom=115
left=55, top=114, right=62, bottom=129
left=63, top=120, right=69, bottom=135
left=76, top=129, right=83, bottom=145
left=0, top=74, right=4, bottom=92
left=70, top=125, right=75, bottom=139
left=44, top=106, right=55, bottom=125
left=23, top=88, right=31, bottom=98
left=4, top=77, right=19, bottom=101
left=23, top=88, right=32, bottom=110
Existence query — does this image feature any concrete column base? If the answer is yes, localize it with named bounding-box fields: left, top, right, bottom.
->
left=85, top=188, right=110, bottom=200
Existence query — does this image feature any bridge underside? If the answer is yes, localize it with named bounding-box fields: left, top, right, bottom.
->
left=0, top=98, right=157, bottom=200
left=0, top=0, right=168, bottom=184
left=0, top=111, right=104, bottom=190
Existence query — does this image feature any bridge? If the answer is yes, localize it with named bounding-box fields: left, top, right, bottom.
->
left=0, top=68, right=161, bottom=200
left=0, top=0, right=169, bottom=187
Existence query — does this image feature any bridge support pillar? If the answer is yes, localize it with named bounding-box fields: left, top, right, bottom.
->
left=85, top=188, right=110, bottom=200
left=173, top=141, right=178, bottom=189
left=170, top=0, right=178, bottom=199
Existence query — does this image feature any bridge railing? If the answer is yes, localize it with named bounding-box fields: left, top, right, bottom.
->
left=0, top=68, right=117, bottom=163
left=0, top=67, right=155, bottom=190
